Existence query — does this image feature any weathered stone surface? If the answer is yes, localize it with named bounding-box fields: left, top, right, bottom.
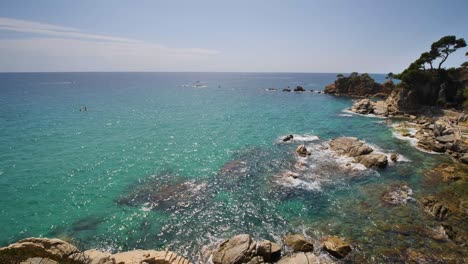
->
left=436, top=134, right=455, bottom=143
left=321, top=236, right=351, bottom=258
left=69, top=249, right=113, bottom=264
left=420, top=196, right=450, bottom=221
left=277, top=252, right=319, bottom=264
left=354, top=154, right=388, bottom=168
left=295, top=145, right=311, bottom=157
left=0, top=238, right=79, bottom=263
left=256, top=240, right=281, bottom=263
left=112, top=250, right=190, bottom=264
left=329, top=137, right=373, bottom=157
left=350, top=99, right=374, bottom=114
left=460, top=153, right=468, bottom=164
left=283, top=234, right=314, bottom=252
left=20, top=258, right=58, bottom=264
left=212, top=234, right=256, bottom=264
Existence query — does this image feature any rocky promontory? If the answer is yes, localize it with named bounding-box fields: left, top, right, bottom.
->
left=324, top=73, right=393, bottom=97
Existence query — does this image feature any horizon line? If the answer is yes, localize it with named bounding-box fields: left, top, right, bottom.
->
left=0, top=70, right=389, bottom=75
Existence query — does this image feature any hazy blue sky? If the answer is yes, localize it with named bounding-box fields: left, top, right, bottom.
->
left=0, top=0, right=467, bottom=73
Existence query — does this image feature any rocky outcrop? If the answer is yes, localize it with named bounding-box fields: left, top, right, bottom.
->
left=211, top=234, right=257, bottom=264
left=294, top=86, right=305, bottom=92
left=283, top=135, right=294, bottom=142
left=419, top=196, right=450, bottom=221
left=324, top=73, right=391, bottom=97
left=320, top=236, right=351, bottom=258
left=329, top=137, right=373, bottom=157
left=0, top=238, right=79, bottom=263
left=0, top=238, right=190, bottom=264
left=329, top=137, right=388, bottom=168
left=283, top=234, right=314, bottom=252
left=295, top=145, right=311, bottom=157
left=354, top=154, right=388, bottom=168
left=256, top=240, right=281, bottom=263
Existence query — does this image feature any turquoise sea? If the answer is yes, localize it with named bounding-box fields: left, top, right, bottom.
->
left=0, top=73, right=449, bottom=261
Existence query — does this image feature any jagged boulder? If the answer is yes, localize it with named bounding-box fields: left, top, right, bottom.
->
left=419, top=196, right=450, bottom=221
left=283, top=234, right=314, bottom=252
left=321, top=236, right=351, bottom=258
left=295, top=145, right=311, bottom=157
left=329, top=137, right=373, bottom=157
left=256, top=240, right=281, bottom=263
left=354, top=154, right=388, bottom=168
left=350, top=99, right=374, bottom=114
left=211, top=234, right=256, bottom=264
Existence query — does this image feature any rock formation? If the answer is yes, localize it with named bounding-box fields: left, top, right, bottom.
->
left=0, top=238, right=190, bottom=264
left=283, top=234, right=314, bottom=252
left=329, top=137, right=388, bottom=168
left=320, top=236, right=351, bottom=258
left=324, top=73, right=392, bottom=97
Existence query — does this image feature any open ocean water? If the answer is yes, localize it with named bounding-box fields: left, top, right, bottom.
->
left=0, top=72, right=449, bottom=261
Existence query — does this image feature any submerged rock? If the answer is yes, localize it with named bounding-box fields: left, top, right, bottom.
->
left=329, top=137, right=373, bottom=157
left=381, top=184, right=413, bottom=205
left=283, top=234, right=314, bottom=252
left=116, top=177, right=207, bottom=210
left=211, top=234, right=256, bottom=264
left=320, top=236, right=351, bottom=258
left=419, top=196, right=450, bottom=221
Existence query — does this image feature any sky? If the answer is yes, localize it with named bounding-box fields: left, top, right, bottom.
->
left=0, top=0, right=467, bottom=73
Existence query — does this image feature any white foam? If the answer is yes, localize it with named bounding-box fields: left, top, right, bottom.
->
left=342, top=108, right=386, bottom=119
left=273, top=172, right=322, bottom=191
left=277, top=134, right=319, bottom=143
left=391, top=124, right=442, bottom=154
left=338, top=114, right=353, bottom=117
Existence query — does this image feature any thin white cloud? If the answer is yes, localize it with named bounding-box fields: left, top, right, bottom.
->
left=0, top=17, right=220, bottom=71
left=0, top=17, right=139, bottom=43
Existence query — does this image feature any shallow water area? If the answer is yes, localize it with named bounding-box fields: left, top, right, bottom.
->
left=0, top=72, right=459, bottom=262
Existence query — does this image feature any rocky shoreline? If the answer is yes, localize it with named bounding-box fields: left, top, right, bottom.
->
left=0, top=233, right=352, bottom=264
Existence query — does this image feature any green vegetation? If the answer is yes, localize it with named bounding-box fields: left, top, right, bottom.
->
left=395, top=35, right=467, bottom=108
